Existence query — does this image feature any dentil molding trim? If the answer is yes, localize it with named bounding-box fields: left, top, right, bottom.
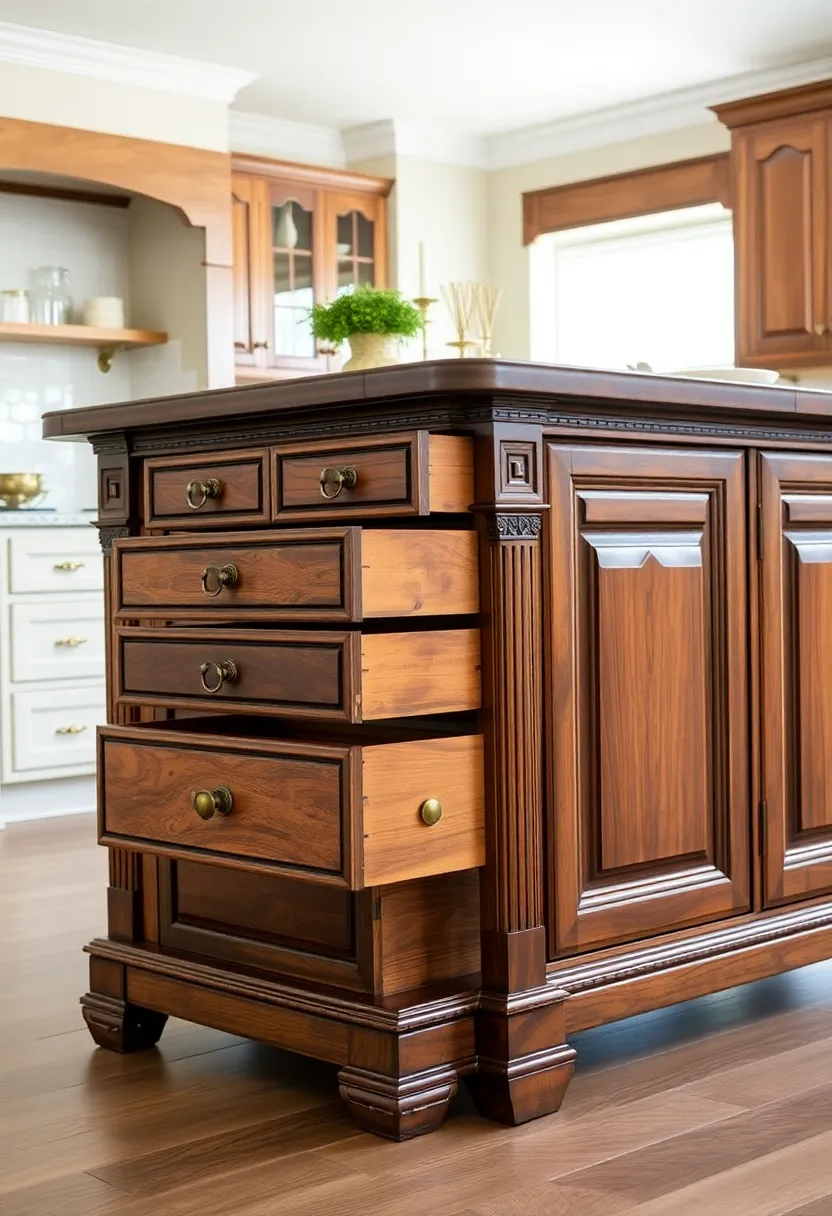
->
left=0, top=21, right=256, bottom=103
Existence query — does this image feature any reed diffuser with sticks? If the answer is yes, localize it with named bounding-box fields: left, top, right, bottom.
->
left=474, top=284, right=503, bottom=357
left=441, top=281, right=480, bottom=357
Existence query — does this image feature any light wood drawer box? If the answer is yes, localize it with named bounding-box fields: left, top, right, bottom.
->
left=115, top=626, right=481, bottom=722
left=98, top=724, right=485, bottom=889
left=144, top=449, right=270, bottom=528
left=8, top=530, right=103, bottom=594
left=10, top=600, right=105, bottom=683
left=113, top=528, right=478, bottom=622
left=272, top=433, right=473, bottom=521
left=10, top=686, right=103, bottom=775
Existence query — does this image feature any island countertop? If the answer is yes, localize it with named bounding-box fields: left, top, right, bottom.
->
left=42, top=358, right=832, bottom=442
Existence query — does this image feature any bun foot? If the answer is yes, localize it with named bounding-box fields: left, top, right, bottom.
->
left=469, top=1043, right=576, bottom=1125
left=81, top=992, right=168, bottom=1053
left=338, top=1064, right=459, bottom=1140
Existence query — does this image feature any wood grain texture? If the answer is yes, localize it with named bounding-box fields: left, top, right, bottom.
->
left=760, top=452, right=832, bottom=905
left=361, top=736, right=485, bottom=886
left=360, top=529, right=479, bottom=619
left=360, top=628, right=481, bottom=720
left=523, top=153, right=730, bottom=243
left=375, top=871, right=480, bottom=996
left=730, top=115, right=832, bottom=367
left=144, top=449, right=269, bottom=528
left=547, top=443, right=750, bottom=956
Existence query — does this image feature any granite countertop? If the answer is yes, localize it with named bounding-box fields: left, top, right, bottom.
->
left=0, top=512, right=97, bottom=527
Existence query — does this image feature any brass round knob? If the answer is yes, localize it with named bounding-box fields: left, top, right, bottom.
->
left=191, top=787, right=234, bottom=820
left=319, top=466, right=358, bottom=500
left=186, top=478, right=222, bottom=510
left=419, top=798, right=442, bottom=826
left=200, top=563, right=238, bottom=597
left=199, top=659, right=238, bottom=694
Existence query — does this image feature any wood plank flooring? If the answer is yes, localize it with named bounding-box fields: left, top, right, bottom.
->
left=5, top=816, right=832, bottom=1215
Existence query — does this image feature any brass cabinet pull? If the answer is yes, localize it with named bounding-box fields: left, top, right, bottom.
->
left=419, top=797, right=443, bottom=826
left=55, top=724, right=87, bottom=736
left=54, top=561, right=84, bottom=572
left=54, top=636, right=87, bottom=648
left=200, top=659, right=238, bottom=693
left=200, top=563, right=238, bottom=597
left=252, top=340, right=271, bottom=350
left=186, top=477, right=222, bottom=510
left=191, top=786, right=234, bottom=820
left=319, top=466, right=358, bottom=499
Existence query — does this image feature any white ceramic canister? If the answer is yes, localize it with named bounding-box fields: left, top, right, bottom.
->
left=83, top=297, right=125, bottom=328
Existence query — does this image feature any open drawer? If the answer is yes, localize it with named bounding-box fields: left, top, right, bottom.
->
left=113, top=528, right=478, bottom=623
left=98, top=719, right=484, bottom=889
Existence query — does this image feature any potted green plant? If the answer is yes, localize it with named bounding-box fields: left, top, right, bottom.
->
left=309, top=286, right=423, bottom=371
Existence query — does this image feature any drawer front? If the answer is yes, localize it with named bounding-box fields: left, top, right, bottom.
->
left=8, top=530, right=103, bottom=594
left=273, top=434, right=472, bottom=521
left=144, top=449, right=270, bottom=528
left=10, top=686, right=103, bottom=775
left=115, top=626, right=481, bottom=722
left=113, top=528, right=478, bottom=622
left=99, top=725, right=484, bottom=888
left=10, top=600, right=106, bottom=682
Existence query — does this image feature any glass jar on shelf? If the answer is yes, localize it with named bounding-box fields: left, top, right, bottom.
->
left=1, top=289, right=30, bottom=323
left=32, top=267, right=72, bottom=325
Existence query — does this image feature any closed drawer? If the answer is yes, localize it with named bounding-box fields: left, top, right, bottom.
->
left=113, top=528, right=478, bottom=622
left=115, top=626, right=481, bottom=722
left=272, top=433, right=473, bottom=521
left=144, top=448, right=270, bottom=528
left=8, top=530, right=102, bottom=594
left=10, top=686, right=103, bottom=775
left=99, top=723, right=484, bottom=889
left=10, top=600, right=105, bottom=682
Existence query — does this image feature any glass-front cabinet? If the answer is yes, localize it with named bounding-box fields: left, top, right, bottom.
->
left=232, top=158, right=391, bottom=380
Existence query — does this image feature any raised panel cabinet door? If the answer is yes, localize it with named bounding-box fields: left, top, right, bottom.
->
left=547, top=444, right=749, bottom=956
left=760, top=452, right=832, bottom=906
left=734, top=117, right=831, bottom=366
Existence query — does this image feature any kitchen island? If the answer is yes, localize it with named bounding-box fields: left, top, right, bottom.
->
left=44, top=360, right=832, bottom=1139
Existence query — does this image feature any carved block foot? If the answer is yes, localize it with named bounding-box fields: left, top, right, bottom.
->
left=469, top=1043, right=576, bottom=1125
left=338, top=1064, right=459, bottom=1140
left=81, top=992, right=168, bottom=1053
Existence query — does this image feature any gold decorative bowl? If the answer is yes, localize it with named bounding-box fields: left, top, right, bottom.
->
left=0, top=473, right=46, bottom=508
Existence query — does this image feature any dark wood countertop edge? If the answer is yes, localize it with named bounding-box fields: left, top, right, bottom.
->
left=42, top=359, right=832, bottom=442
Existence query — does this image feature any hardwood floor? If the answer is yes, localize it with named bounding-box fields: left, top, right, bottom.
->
left=5, top=818, right=832, bottom=1216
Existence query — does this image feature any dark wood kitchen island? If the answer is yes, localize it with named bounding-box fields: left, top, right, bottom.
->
left=44, top=360, right=832, bottom=1139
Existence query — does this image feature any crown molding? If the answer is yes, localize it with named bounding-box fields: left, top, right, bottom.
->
left=229, top=111, right=345, bottom=167
left=0, top=21, right=256, bottom=103
left=487, top=53, right=832, bottom=169
left=343, top=119, right=487, bottom=168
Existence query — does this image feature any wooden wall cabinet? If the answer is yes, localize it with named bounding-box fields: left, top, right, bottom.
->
left=231, top=156, right=391, bottom=382
left=715, top=84, right=832, bottom=369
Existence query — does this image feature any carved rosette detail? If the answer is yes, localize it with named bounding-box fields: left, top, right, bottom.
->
left=484, top=513, right=543, bottom=541
left=97, top=524, right=130, bottom=554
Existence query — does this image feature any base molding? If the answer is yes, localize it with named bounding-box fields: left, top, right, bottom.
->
left=553, top=900, right=832, bottom=1033
left=338, top=1063, right=461, bottom=1141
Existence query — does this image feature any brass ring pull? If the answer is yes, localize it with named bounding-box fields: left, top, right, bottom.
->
left=186, top=478, right=222, bottom=510
left=199, top=659, right=238, bottom=694
left=319, top=466, right=358, bottom=499
left=419, top=798, right=443, bottom=826
left=200, top=563, right=238, bottom=597
left=191, top=786, right=234, bottom=820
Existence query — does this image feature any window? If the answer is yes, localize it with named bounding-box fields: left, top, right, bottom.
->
left=530, top=204, right=734, bottom=373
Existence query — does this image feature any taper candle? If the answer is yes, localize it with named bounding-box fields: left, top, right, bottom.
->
left=418, top=241, right=427, bottom=299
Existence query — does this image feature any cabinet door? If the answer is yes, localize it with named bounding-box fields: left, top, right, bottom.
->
left=547, top=445, right=749, bottom=956
left=760, top=453, right=832, bottom=905
left=734, top=117, right=831, bottom=366
left=231, top=175, right=256, bottom=364
left=261, top=181, right=329, bottom=373
left=324, top=190, right=388, bottom=299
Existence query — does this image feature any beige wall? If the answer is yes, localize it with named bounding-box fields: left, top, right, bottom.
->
left=348, top=152, right=488, bottom=357
left=0, top=62, right=229, bottom=150
left=488, top=122, right=731, bottom=359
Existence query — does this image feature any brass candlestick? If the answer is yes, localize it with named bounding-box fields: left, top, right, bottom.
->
left=441, top=281, right=479, bottom=358
left=412, top=296, right=438, bottom=361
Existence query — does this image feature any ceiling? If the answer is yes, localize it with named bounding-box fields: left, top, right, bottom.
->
left=2, top=0, right=832, bottom=135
